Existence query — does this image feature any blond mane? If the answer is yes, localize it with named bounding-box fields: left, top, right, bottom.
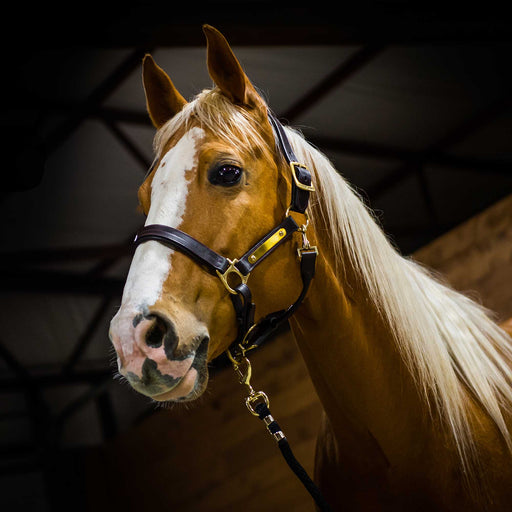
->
left=284, top=123, right=512, bottom=472
left=153, top=88, right=512, bottom=476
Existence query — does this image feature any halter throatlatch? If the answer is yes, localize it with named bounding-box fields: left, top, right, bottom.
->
left=133, top=112, right=331, bottom=511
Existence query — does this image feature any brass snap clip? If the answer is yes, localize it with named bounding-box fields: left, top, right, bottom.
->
left=228, top=349, right=271, bottom=417
left=245, top=391, right=270, bottom=417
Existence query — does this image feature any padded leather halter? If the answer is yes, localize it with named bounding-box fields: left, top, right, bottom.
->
left=133, top=112, right=317, bottom=357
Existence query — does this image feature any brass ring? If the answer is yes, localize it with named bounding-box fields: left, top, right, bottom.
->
left=245, top=391, right=270, bottom=417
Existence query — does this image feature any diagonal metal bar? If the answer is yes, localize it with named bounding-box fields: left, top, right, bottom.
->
left=280, top=44, right=385, bottom=122
left=309, top=135, right=512, bottom=175
left=101, top=117, right=151, bottom=170
left=86, top=105, right=509, bottom=177
left=95, top=391, right=118, bottom=440
left=0, top=341, right=32, bottom=381
left=43, top=46, right=152, bottom=155
left=366, top=97, right=511, bottom=200
left=53, top=378, right=114, bottom=448
left=0, top=339, right=51, bottom=450
left=62, top=296, right=113, bottom=374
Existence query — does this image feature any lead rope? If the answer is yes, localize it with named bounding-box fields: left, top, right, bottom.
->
left=227, top=350, right=333, bottom=512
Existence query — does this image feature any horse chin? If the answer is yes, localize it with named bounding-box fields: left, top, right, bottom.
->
left=151, top=362, right=209, bottom=403
left=149, top=336, right=210, bottom=402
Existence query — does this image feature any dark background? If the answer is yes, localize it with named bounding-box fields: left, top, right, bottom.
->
left=0, top=3, right=511, bottom=510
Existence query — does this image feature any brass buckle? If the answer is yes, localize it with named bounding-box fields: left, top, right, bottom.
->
left=290, top=162, right=315, bottom=192
left=216, top=259, right=249, bottom=295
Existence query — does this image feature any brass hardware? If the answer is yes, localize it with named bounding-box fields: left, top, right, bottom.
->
left=290, top=162, right=315, bottom=192
left=297, top=210, right=310, bottom=232
left=216, top=259, right=249, bottom=295
left=285, top=207, right=310, bottom=234
left=228, top=347, right=271, bottom=417
left=240, top=324, right=259, bottom=352
left=297, top=245, right=319, bottom=259
left=248, top=228, right=287, bottom=265
left=233, top=355, right=253, bottom=389
left=294, top=212, right=318, bottom=259
left=246, top=391, right=270, bottom=417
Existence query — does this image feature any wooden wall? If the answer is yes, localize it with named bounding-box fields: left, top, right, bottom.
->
left=414, top=194, right=512, bottom=322
left=85, top=195, right=512, bottom=511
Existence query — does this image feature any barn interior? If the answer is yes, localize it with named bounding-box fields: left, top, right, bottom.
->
left=0, top=3, right=511, bottom=511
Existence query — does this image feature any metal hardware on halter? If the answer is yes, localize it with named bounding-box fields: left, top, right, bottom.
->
left=290, top=161, right=315, bottom=192
left=215, top=259, right=249, bottom=295
left=297, top=220, right=318, bottom=259
left=247, top=227, right=287, bottom=264
left=285, top=206, right=310, bottom=228
left=246, top=390, right=270, bottom=417
left=226, top=348, right=270, bottom=417
left=298, top=244, right=319, bottom=260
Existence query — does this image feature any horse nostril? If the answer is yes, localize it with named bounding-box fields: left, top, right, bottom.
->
left=145, top=314, right=168, bottom=348
left=143, top=313, right=179, bottom=360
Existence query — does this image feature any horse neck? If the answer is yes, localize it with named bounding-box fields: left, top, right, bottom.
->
left=289, top=226, right=432, bottom=466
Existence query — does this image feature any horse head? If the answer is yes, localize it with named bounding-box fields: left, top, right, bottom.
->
left=109, top=26, right=306, bottom=402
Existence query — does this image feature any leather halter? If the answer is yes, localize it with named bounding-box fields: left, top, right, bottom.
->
left=133, top=112, right=318, bottom=360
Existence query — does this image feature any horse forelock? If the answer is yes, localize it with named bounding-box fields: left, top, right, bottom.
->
left=153, top=88, right=271, bottom=162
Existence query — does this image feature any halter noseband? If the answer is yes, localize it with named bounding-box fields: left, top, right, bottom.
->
left=133, top=112, right=318, bottom=361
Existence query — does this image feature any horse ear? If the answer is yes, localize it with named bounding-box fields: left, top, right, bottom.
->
left=142, top=54, right=187, bottom=128
left=203, top=25, right=265, bottom=111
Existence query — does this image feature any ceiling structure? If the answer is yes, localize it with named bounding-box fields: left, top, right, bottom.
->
left=0, top=3, right=511, bottom=510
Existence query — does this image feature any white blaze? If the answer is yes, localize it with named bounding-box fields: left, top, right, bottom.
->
left=120, top=127, right=204, bottom=309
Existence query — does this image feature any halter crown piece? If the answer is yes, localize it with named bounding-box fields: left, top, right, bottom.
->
left=133, top=113, right=331, bottom=511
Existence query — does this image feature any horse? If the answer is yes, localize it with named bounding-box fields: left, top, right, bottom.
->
left=109, top=25, right=512, bottom=511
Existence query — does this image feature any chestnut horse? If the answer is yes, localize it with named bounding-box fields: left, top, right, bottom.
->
left=109, top=25, right=512, bottom=511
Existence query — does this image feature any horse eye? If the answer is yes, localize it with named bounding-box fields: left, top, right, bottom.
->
left=209, top=164, right=242, bottom=187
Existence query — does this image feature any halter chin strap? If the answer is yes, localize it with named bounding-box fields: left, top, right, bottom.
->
left=133, top=112, right=317, bottom=360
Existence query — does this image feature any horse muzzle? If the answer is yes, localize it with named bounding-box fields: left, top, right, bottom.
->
left=109, top=306, right=210, bottom=401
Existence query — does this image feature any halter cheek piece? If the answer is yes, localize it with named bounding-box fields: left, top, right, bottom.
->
left=133, top=113, right=331, bottom=511
left=133, top=112, right=318, bottom=360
